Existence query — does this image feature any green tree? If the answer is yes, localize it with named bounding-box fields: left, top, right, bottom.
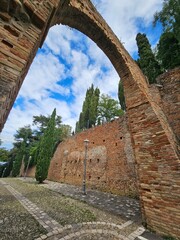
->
left=12, top=139, right=27, bottom=177
left=33, top=114, right=71, bottom=144
left=35, top=108, right=56, bottom=183
left=0, top=147, right=10, bottom=178
left=89, top=87, right=100, bottom=127
left=153, top=0, right=180, bottom=42
left=136, top=33, right=162, bottom=84
left=76, top=84, right=100, bottom=132
left=153, top=0, right=180, bottom=69
left=12, top=125, right=36, bottom=172
left=33, top=115, right=62, bottom=134
left=3, top=149, right=16, bottom=177
left=157, top=31, right=180, bottom=69
left=118, top=80, right=126, bottom=111
left=0, top=148, right=9, bottom=162
left=97, top=94, right=124, bottom=123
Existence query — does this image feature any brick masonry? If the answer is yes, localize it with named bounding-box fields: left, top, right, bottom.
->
left=48, top=115, right=137, bottom=196
left=156, top=68, right=180, bottom=142
left=0, top=1, right=179, bottom=238
left=0, top=0, right=59, bottom=130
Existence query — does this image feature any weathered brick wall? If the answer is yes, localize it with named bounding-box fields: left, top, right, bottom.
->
left=0, top=0, right=59, bottom=130
left=48, top=116, right=138, bottom=196
left=137, top=68, right=180, bottom=238
left=156, top=67, right=180, bottom=141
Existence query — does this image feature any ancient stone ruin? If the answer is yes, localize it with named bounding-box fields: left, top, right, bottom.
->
left=0, top=0, right=179, bottom=238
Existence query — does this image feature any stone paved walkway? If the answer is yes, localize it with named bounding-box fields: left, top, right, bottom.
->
left=0, top=178, right=164, bottom=240
left=40, top=180, right=141, bottom=222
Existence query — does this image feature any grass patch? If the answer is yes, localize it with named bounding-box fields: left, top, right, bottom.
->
left=3, top=178, right=96, bottom=226
left=0, top=183, right=46, bottom=240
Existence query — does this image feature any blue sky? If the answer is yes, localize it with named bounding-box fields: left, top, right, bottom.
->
left=0, top=0, right=163, bottom=149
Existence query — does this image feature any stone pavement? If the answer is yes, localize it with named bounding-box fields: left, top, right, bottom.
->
left=0, top=178, right=164, bottom=240
left=40, top=180, right=141, bottom=222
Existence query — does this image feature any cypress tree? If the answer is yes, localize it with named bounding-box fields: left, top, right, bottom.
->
left=89, top=88, right=100, bottom=127
left=35, top=108, right=56, bottom=183
left=118, top=80, right=126, bottom=111
left=136, top=33, right=162, bottom=84
left=79, top=112, right=84, bottom=130
left=76, top=84, right=100, bottom=132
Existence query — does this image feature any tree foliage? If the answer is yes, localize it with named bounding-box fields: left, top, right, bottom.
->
left=136, top=33, right=162, bottom=84
left=2, top=111, right=72, bottom=179
left=11, top=125, right=36, bottom=176
left=33, top=115, right=62, bottom=134
left=35, top=108, right=56, bottom=183
left=76, top=85, right=125, bottom=132
left=153, top=0, right=180, bottom=70
left=3, top=149, right=15, bottom=177
left=0, top=148, right=9, bottom=162
left=97, top=94, right=124, bottom=123
left=157, top=31, right=180, bottom=69
left=12, top=139, right=26, bottom=177
left=0, top=148, right=10, bottom=178
left=153, top=0, right=180, bottom=42
left=76, top=84, right=100, bottom=132
left=33, top=114, right=70, bottom=145
left=118, top=80, right=126, bottom=111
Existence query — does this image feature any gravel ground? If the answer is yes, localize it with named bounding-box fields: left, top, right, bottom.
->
left=1, top=178, right=140, bottom=239
left=2, top=178, right=126, bottom=226
left=0, top=183, right=46, bottom=240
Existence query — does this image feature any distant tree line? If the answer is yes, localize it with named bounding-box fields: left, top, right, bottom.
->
left=0, top=109, right=71, bottom=182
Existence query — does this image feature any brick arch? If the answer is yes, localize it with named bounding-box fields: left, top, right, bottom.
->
left=52, top=2, right=180, bottom=237
left=52, top=1, right=178, bottom=153
left=0, top=0, right=179, bottom=238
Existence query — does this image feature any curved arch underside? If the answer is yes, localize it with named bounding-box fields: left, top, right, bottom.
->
left=0, top=0, right=179, bottom=237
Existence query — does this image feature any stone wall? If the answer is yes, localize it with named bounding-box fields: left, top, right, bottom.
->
left=48, top=116, right=138, bottom=196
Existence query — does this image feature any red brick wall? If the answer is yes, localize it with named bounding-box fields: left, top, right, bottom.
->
left=48, top=115, right=138, bottom=196
left=129, top=69, right=180, bottom=238
left=156, top=67, right=180, bottom=141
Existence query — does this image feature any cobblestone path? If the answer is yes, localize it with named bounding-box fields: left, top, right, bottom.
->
left=0, top=179, right=163, bottom=240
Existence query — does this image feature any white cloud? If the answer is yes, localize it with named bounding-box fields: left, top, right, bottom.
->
left=0, top=0, right=163, bottom=149
left=19, top=51, right=69, bottom=101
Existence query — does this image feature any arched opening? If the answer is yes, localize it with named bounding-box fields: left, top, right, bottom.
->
left=0, top=0, right=179, bottom=237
